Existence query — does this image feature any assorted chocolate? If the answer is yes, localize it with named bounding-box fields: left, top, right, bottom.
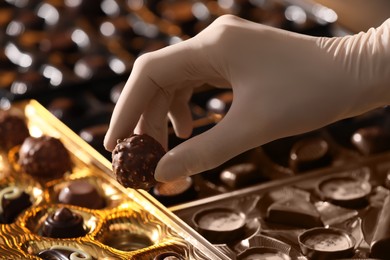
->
left=0, top=101, right=220, bottom=259
left=173, top=155, right=390, bottom=259
left=0, top=0, right=361, bottom=209
left=4, top=0, right=390, bottom=259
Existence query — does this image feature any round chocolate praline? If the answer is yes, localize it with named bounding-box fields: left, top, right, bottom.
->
left=58, top=179, right=106, bottom=209
left=18, top=135, right=72, bottom=179
left=112, top=134, right=166, bottom=190
left=41, top=207, right=87, bottom=238
left=0, top=186, right=32, bottom=224
left=0, top=110, right=30, bottom=151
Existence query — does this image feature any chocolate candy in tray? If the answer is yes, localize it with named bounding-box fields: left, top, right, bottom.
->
left=0, top=101, right=228, bottom=260
left=172, top=151, right=390, bottom=259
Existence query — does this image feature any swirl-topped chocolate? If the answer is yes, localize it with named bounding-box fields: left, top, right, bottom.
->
left=42, top=207, right=87, bottom=238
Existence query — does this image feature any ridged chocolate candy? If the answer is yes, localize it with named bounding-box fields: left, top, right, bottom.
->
left=112, top=134, right=165, bottom=190
left=0, top=111, right=30, bottom=150
left=18, top=135, right=72, bottom=179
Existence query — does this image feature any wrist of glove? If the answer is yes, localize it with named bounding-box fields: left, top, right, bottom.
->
left=104, top=15, right=390, bottom=182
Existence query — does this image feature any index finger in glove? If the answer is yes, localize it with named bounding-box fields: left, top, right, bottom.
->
left=104, top=40, right=198, bottom=151
left=104, top=56, right=161, bottom=151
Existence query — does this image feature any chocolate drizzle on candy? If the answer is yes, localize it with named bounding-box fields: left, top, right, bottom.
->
left=112, top=134, right=166, bottom=190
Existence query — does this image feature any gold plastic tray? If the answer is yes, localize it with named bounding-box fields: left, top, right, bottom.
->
left=0, top=100, right=230, bottom=260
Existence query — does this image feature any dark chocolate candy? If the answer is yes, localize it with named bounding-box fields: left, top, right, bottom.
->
left=220, top=163, right=263, bottom=189
left=37, top=245, right=93, bottom=260
left=0, top=186, right=32, bottom=224
left=351, top=126, right=390, bottom=155
left=18, top=135, right=72, bottom=179
left=152, top=177, right=197, bottom=206
left=289, top=137, right=332, bottom=172
left=266, top=197, right=322, bottom=228
left=112, top=134, right=166, bottom=190
left=0, top=110, right=30, bottom=150
left=41, top=207, right=87, bottom=238
left=58, top=179, right=106, bottom=209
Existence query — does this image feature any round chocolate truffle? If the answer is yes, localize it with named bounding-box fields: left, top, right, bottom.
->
left=0, top=186, right=32, bottom=224
left=58, top=179, right=106, bottom=209
left=18, top=135, right=72, bottom=179
left=41, top=207, right=87, bottom=238
left=0, top=111, right=30, bottom=150
left=112, top=134, right=166, bottom=190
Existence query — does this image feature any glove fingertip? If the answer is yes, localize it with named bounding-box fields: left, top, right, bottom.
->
left=154, top=152, right=187, bottom=183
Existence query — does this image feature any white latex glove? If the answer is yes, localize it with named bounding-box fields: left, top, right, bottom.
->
left=104, top=15, right=390, bottom=183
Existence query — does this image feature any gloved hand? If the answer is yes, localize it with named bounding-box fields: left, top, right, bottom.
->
left=104, top=15, right=390, bottom=183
